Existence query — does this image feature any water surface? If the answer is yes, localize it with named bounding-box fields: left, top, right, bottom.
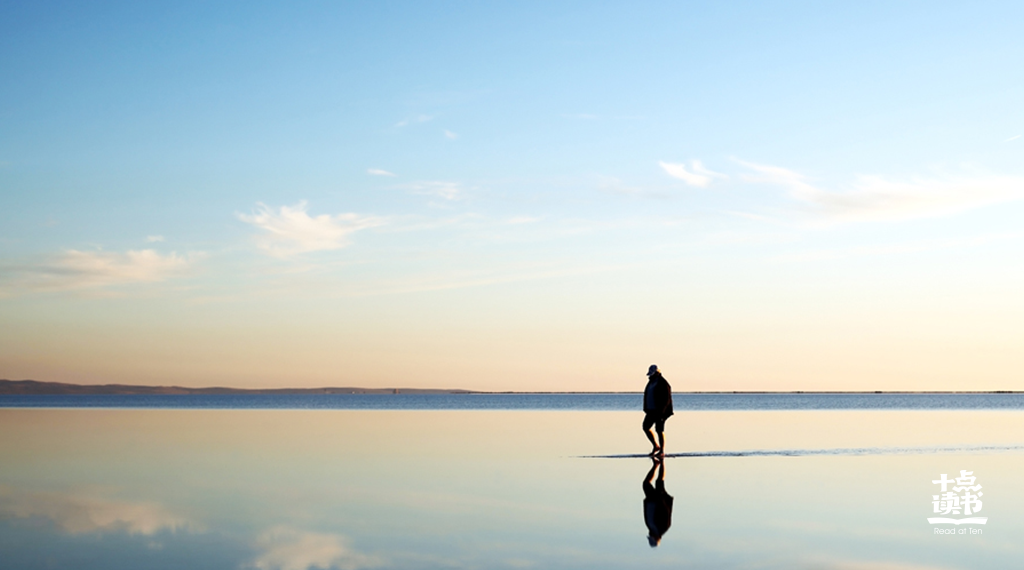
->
left=1, top=408, right=1021, bottom=569
left=4, top=392, right=1024, bottom=410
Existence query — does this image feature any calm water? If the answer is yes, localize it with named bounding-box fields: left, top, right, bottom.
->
left=3, top=392, right=1024, bottom=409
left=2, top=406, right=1023, bottom=569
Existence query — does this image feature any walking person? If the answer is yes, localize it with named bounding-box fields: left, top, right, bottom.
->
left=642, top=364, right=673, bottom=456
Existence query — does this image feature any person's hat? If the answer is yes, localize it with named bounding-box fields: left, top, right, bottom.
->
left=647, top=364, right=658, bottom=376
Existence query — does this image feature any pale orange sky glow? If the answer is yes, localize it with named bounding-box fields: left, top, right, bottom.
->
left=2, top=236, right=1022, bottom=391
left=2, top=3, right=1023, bottom=392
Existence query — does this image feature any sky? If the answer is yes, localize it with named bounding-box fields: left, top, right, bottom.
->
left=1, top=1, right=1023, bottom=391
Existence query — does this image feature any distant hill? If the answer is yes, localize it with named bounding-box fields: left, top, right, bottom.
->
left=0, top=379, right=477, bottom=395
left=1, top=379, right=1016, bottom=395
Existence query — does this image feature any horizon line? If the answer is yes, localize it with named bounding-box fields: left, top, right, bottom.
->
left=1, top=379, right=1022, bottom=396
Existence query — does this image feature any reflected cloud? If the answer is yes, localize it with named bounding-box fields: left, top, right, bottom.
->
left=249, top=526, right=382, bottom=570
left=0, top=487, right=192, bottom=535
left=807, top=560, right=957, bottom=570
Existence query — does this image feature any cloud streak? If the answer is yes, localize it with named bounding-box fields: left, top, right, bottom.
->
left=659, top=160, right=727, bottom=187
left=0, top=488, right=192, bottom=535
left=400, top=181, right=463, bottom=200
left=238, top=201, right=385, bottom=258
left=769, top=231, right=1021, bottom=263
left=812, top=559, right=955, bottom=570
left=0, top=249, right=195, bottom=294
left=249, top=527, right=381, bottom=570
left=366, top=169, right=396, bottom=177
left=598, top=176, right=666, bottom=198
left=394, top=114, right=433, bottom=128
left=738, top=160, right=1024, bottom=225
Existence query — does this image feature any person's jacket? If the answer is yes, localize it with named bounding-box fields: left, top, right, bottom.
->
left=643, top=372, right=674, bottom=418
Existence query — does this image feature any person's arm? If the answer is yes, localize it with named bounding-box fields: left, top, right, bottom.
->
left=656, top=381, right=671, bottom=415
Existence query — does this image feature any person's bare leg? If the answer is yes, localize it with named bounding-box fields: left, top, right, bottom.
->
left=646, top=457, right=659, bottom=483
left=644, top=428, right=660, bottom=455
left=657, top=431, right=665, bottom=456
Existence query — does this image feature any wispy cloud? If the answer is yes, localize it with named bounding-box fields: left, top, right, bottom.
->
left=560, top=113, right=644, bottom=120
left=659, top=160, right=727, bottom=187
left=394, top=114, right=433, bottom=128
left=724, top=210, right=787, bottom=224
left=1005, top=135, right=1021, bottom=142
left=249, top=527, right=381, bottom=570
left=0, top=487, right=193, bottom=535
left=238, top=202, right=385, bottom=258
left=598, top=176, right=667, bottom=199
left=366, top=168, right=396, bottom=177
left=738, top=160, right=1024, bottom=225
left=770, top=231, right=1021, bottom=263
left=443, top=130, right=458, bottom=140
left=334, top=262, right=636, bottom=298
left=507, top=216, right=541, bottom=225
left=146, top=235, right=165, bottom=243
left=373, top=212, right=485, bottom=234
left=0, top=249, right=195, bottom=294
left=400, top=181, right=463, bottom=200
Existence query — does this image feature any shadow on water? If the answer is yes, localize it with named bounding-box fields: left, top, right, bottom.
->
left=582, top=443, right=1024, bottom=459
left=642, top=457, right=673, bottom=548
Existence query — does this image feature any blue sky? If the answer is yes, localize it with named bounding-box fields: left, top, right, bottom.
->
left=1, top=1, right=1023, bottom=390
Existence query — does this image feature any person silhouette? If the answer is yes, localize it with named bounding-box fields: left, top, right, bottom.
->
left=642, top=364, right=673, bottom=456
left=643, top=456, right=674, bottom=547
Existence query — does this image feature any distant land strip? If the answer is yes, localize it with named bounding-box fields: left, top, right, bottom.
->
left=0, top=379, right=1021, bottom=396
left=0, top=379, right=477, bottom=395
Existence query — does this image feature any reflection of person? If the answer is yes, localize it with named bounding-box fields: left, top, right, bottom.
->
left=642, top=364, right=673, bottom=456
left=643, top=457, right=674, bottom=547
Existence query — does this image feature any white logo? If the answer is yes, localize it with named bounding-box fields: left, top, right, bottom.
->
left=928, top=470, right=987, bottom=525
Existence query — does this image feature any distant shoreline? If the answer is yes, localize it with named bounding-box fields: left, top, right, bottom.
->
left=1, top=379, right=1021, bottom=396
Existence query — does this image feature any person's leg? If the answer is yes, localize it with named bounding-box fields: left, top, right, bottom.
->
left=643, top=415, right=660, bottom=454
left=645, top=456, right=659, bottom=485
left=655, top=418, right=666, bottom=456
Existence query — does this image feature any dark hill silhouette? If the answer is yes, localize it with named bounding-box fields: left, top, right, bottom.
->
left=0, top=379, right=475, bottom=395
left=1, top=379, right=1017, bottom=395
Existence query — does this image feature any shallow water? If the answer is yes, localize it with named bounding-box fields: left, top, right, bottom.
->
left=4, top=392, right=1024, bottom=410
left=1, top=409, right=1022, bottom=569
